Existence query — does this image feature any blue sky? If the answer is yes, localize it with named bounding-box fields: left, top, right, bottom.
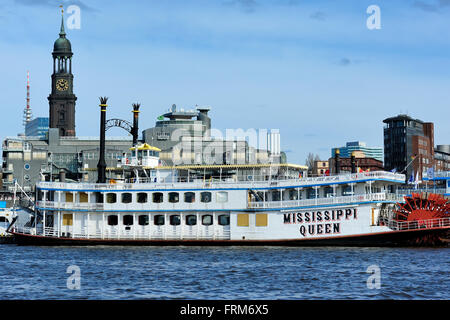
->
left=0, top=0, right=449, bottom=165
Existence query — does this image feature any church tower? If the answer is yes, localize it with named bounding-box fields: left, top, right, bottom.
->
left=48, top=8, right=77, bottom=136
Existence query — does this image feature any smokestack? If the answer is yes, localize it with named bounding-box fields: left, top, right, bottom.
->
left=132, top=103, right=140, bottom=146
left=59, top=170, right=66, bottom=182
left=351, top=151, right=356, bottom=173
left=97, top=97, right=108, bottom=183
left=334, top=149, right=340, bottom=175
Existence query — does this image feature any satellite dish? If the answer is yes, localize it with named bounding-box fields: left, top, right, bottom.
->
left=171, top=104, right=177, bottom=112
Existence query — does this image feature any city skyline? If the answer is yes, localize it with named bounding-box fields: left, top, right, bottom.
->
left=0, top=0, right=449, bottom=165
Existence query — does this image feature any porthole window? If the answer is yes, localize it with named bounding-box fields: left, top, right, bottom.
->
left=137, top=193, right=148, bottom=203
left=122, top=193, right=132, bottom=204
left=153, top=192, right=163, bottom=203
left=106, top=193, right=117, bottom=203
left=184, top=192, right=195, bottom=203
left=218, top=215, right=230, bottom=226
left=186, top=215, right=197, bottom=226
left=24, top=163, right=31, bottom=171
left=202, top=214, right=213, bottom=226
left=138, top=215, right=149, bottom=226
left=154, top=215, right=165, bottom=226
left=200, top=192, right=212, bottom=203
left=107, top=215, right=118, bottom=226
left=170, top=215, right=181, bottom=226
left=123, top=215, right=134, bottom=226
left=169, top=192, right=179, bottom=203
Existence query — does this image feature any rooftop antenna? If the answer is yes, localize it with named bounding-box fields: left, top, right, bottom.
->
left=23, top=70, right=33, bottom=131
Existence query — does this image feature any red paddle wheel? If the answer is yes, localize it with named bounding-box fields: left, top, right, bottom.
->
left=393, top=193, right=450, bottom=229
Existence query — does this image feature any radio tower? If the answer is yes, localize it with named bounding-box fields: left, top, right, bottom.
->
left=23, top=70, right=33, bottom=130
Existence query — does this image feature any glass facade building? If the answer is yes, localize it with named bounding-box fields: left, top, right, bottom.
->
left=25, top=117, right=49, bottom=138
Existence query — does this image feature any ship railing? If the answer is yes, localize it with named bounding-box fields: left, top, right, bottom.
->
left=380, top=217, right=450, bottom=231
left=396, top=188, right=447, bottom=195
left=248, top=192, right=404, bottom=209
left=12, top=225, right=230, bottom=240
left=36, top=171, right=406, bottom=190
left=36, top=201, right=104, bottom=210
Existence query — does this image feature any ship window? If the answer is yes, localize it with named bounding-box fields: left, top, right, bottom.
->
left=106, top=193, right=117, bottom=203
left=95, top=192, right=104, bottom=203
left=138, top=215, right=149, bottom=226
left=170, top=215, right=181, bottom=226
left=169, top=192, right=179, bottom=203
left=202, top=214, right=213, bottom=226
left=216, top=191, right=228, bottom=203
left=184, top=192, right=195, bottom=203
left=218, top=215, right=230, bottom=226
left=107, top=215, right=118, bottom=226
left=153, top=192, right=163, bottom=203
left=122, top=193, right=132, bottom=204
left=200, top=192, right=212, bottom=203
left=0, top=217, right=7, bottom=223
left=137, top=193, right=148, bottom=203
left=62, top=214, right=73, bottom=226
left=186, top=215, right=197, bottom=226
left=123, top=215, right=134, bottom=226
left=154, top=215, right=165, bottom=226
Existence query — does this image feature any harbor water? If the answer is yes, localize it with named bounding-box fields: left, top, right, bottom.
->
left=0, top=245, right=448, bottom=300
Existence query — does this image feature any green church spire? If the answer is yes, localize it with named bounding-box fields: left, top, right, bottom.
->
left=59, top=5, right=66, bottom=37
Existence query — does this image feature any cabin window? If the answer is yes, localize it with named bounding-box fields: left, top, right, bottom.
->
left=271, top=191, right=280, bottom=201
left=255, top=214, right=268, bottom=227
left=62, top=214, right=73, bottom=226
left=95, top=192, right=104, bottom=203
left=202, top=214, right=213, bottom=226
left=200, top=192, right=212, bottom=203
left=123, top=215, right=134, bottom=226
left=122, top=193, right=132, bottom=204
left=65, top=192, right=74, bottom=202
left=137, top=193, right=148, bottom=203
left=288, top=189, right=298, bottom=200
left=324, top=187, right=334, bottom=198
left=169, top=192, right=179, bottom=203
left=342, top=186, right=353, bottom=196
left=216, top=191, right=228, bottom=203
left=237, top=214, right=249, bottom=227
left=106, top=193, right=117, bottom=203
left=138, top=215, right=149, bottom=226
left=154, top=215, right=165, bottom=226
left=306, top=188, right=316, bottom=199
left=0, top=217, right=8, bottom=223
left=108, top=215, right=118, bottom=226
left=186, top=215, right=197, bottom=226
left=218, top=215, right=230, bottom=226
left=170, top=215, right=181, bottom=226
left=153, top=192, right=163, bottom=203
left=184, top=192, right=195, bottom=203
left=79, top=192, right=88, bottom=203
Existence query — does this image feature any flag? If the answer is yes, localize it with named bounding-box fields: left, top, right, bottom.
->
left=426, top=167, right=434, bottom=179
left=325, top=169, right=330, bottom=176
left=414, top=171, right=419, bottom=189
left=157, top=115, right=164, bottom=120
left=408, top=171, right=414, bottom=184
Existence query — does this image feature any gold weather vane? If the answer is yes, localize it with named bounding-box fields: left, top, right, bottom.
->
left=59, top=4, right=64, bottom=15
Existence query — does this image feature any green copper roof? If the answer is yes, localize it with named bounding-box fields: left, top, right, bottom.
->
left=53, top=14, right=72, bottom=54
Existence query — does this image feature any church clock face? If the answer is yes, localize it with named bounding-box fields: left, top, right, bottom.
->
left=56, top=79, right=69, bottom=91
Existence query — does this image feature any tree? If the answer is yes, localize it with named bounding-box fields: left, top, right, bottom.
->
left=305, top=153, right=321, bottom=174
